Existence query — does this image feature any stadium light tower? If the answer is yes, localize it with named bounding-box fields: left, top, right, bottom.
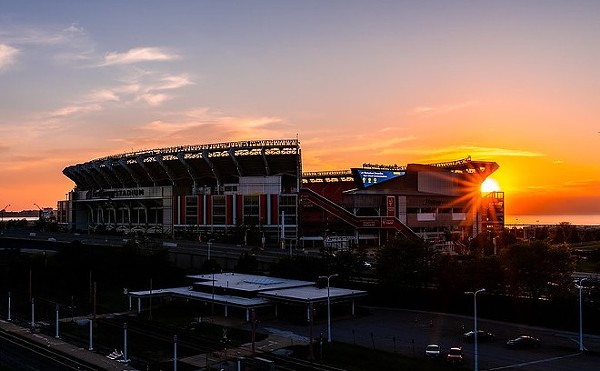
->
left=319, top=273, right=338, bottom=342
left=465, top=288, right=485, bottom=371
left=1, top=204, right=9, bottom=222
left=34, top=203, right=43, bottom=220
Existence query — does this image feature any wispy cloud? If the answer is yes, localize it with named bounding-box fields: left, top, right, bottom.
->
left=124, top=108, right=287, bottom=148
left=101, top=47, right=180, bottom=66
left=144, top=108, right=283, bottom=134
left=412, top=100, right=478, bottom=116
left=0, top=22, right=94, bottom=65
left=85, top=89, right=120, bottom=103
left=0, top=44, right=19, bottom=71
left=46, top=71, right=194, bottom=119
left=1, top=23, right=78, bottom=45
left=138, top=93, right=170, bottom=106
left=49, top=103, right=102, bottom=118
left=152, top=74, right=192, bottom=90
left=417, top=145, right=543, bottom=162
left=131, top=73, right=193, bottom=106
left=561, top=179, right=598, bottom=189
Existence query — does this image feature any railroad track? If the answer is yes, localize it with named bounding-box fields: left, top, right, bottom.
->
left=0, top=327, right=105, bottom=371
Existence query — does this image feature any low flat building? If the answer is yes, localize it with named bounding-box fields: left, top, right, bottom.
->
left=127, top=272, right=367, bottom=322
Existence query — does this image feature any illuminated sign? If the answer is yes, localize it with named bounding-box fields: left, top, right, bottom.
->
left=355, top=169, right=406, bottom=188
left=95, top=188, right=146, bottom=199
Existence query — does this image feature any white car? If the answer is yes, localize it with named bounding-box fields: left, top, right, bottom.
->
left=425, top=344, right=441, bottom=359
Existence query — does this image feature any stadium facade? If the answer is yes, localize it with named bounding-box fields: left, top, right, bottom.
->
left=58, top=139, right=503, bottom=248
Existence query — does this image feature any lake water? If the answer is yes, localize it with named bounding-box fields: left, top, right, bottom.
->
left=506, top=214, right=600, bottom=226
left=2, top=216, right=39, bottom=221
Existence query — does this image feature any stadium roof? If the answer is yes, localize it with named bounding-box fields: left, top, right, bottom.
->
left=63, top=139, right=301, bottom=191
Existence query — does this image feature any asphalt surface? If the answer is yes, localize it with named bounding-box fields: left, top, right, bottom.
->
left=249, top=306, right=600, bottom=371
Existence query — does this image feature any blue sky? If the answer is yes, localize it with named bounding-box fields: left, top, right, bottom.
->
left=1, top=1, right=599, bottom=217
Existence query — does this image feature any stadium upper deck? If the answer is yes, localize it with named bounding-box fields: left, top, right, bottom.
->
left=58, top=139, right=501, bottom=248
left=62, top=139, right=301, bottom=192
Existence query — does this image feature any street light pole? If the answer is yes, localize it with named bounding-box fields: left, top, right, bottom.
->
left=319, top=273, right=338, bottom=343
left=576, top=278, right=588, bottom=352
left=465, top=288, right=485, bottom=371
left=207, top=239, right=213, bottom=260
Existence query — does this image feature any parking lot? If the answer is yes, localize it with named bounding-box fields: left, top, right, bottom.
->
left=256, top=306, right=600, bottom=370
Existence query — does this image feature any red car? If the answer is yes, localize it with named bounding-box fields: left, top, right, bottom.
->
left=446, top=347, right=464, bottom=364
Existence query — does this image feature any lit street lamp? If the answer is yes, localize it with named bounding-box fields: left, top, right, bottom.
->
left=576, top=278, right=588, bottom=352
left=319, top=273, right=338, bottom=342
left=465, top=288, right=486, bottom=371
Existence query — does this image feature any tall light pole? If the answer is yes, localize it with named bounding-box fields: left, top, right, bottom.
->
left=576, top=278, right=588, bottom=352
left=465, top=288, right=485, bottom=371
left=207, top=239, right=213, bottom=260
left=319, top=273, right=338, bottom=342
left=1, top=204, right=9, bottom=223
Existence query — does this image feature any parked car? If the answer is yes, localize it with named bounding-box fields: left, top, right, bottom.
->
left=425, top=344, right=441, bottom=359
left=506, top=335, right=541, bottom=349
left=446, top=346, right=464, bottom=364
left=463, top=330, right=496, bottom=343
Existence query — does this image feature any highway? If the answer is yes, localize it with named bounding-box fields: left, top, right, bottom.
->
left=0, top=229, right=322, bottom=265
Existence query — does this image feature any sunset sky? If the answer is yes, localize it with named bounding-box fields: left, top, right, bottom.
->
left=1, top=1, right=599, bottom=222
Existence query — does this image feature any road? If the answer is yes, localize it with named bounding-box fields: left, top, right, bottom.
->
left=250, top=306, right=600, bottom=371
left=0, top=229, right=321, bottom=265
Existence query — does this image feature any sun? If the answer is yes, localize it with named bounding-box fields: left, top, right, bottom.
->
left=481, top=178, right=501, bottom=193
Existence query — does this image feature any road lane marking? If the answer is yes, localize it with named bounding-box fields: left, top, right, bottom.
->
left=484, top=352, right=581, bottom=370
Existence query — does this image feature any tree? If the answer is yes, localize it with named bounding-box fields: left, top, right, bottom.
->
left=469, top=231, right=495, bottom=255
left=552, top=222, right=577, bottom=245
left=500, top=241, right=574, bottom=299
left=329, top=250, right=365, bottom=280
left=376, top=236, right=435, bottom=289
left=535, top=226, right=549, bottom=241
left=235, top=252, right=259, bottom=273
left=496, top=229, right=518, bottom=250
left=436, top=254, right=469, bottom=294
left=270, top=256, right=327, bottom=281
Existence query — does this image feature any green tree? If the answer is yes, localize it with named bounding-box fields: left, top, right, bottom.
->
left=535, top=226, right=549, bottom=241
left=376, top=236, right=435, bottom=288
left=500, top=241, right=574, bottom=299
left=469, top=230, right=495, bottom=255
left=235, top=252, right=259, bottom=273
left=552, top=222, right=578, bottom=245
left=436, top=254, right=469, bottom=294
left=496, top=229, right=518, bottom=249
left=329, top=250, right=365, bottom=280
left=270, top=255, right=327, bottom=281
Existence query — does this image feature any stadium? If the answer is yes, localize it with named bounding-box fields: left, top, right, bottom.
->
left=58, top=138, right=503, bottom=249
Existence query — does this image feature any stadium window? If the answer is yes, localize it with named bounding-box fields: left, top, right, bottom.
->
left=243, top=195, right=259, bottom=225
left=212, top=196, right=226, bottom=225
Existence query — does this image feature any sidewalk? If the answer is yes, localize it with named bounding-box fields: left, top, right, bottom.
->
left=0, top=319, right=137, bottom=370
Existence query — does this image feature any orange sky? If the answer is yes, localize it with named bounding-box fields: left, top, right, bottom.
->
left=1, top=2, right=599, bottom=222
